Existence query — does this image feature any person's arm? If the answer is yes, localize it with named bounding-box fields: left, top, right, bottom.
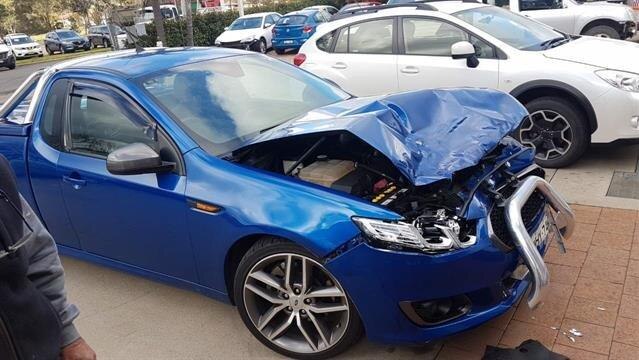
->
left=21, top=197, right=81, bottom=346
left=21, top=197, right=95, bottom=359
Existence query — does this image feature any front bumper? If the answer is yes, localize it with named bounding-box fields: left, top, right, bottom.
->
left=620, top=20, right=637, bottom=39
left=0, top=53, right=15, bottom=67
left=217, top=40, right=258, bottom=51
left=590, top=87, right=639, bottom=143
left=14, top=48, right=42, bottom=58
left=326, top=176, right=574, bottom=344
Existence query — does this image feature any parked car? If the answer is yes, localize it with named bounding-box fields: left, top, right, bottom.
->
left=272, top=10, right=331, bottom=54
left=298, top=2, right=639, bottom=167
left=484, top=0, right=638, bottom=39
left=136, top=5, right=181, bottom=24
left=304, top=5, right=340, bottom=16
left=215, top=12, right=282, bottom=53
left=336, top=2, right=382, bottom=14
left=0, top=42, right=15, bottom=70
left=87, top=25, right=128, bottom=49
left=3, top=33, right=43, bottom=58
left=44, top=29, right=90, bottom=54
left=0, top=48, right=574, bottom=359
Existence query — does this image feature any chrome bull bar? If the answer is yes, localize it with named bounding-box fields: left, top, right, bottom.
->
left=503, top=176, right=575, bottom=308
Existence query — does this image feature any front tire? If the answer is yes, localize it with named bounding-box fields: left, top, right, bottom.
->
left=45, top=45, right=53, bottom=55
left=583, top=25, right=620, bottom=39
left=258, top=38, right=267, bottom=54
left=517, top=97, right=589, bottom=168
left=234, top=238, right=363, bottom=360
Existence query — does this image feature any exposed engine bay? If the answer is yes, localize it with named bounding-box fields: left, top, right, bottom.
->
left=230, top=132, right=489, bottom=251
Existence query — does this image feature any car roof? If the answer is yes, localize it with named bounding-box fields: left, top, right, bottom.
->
left=284, top=10, right=317, bottom=16
left=7, top=33, right=28, bottom=38
left=428, top=1, right=487, bottom=14
left=240, top=12, right=275, bottom=17
left=54, top=47, right=247, bottom=79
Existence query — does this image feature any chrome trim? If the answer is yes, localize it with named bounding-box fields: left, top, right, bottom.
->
left=504, top=176, right=575, bottom=308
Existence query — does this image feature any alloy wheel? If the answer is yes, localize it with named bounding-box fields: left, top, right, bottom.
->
left=242, top=253, right=350, bottom=354
left=594, top=33, right=610, bottom=38
left=519, top=109, right=573, bottom=161
left=259, top=40, right=267, bottom=54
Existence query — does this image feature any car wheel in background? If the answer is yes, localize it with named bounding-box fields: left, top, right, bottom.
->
left=275, top=48, right=286, bottom=55
left=259, top=38, right=267, bottom=54
left=234, top=238, right=363, bottom=359
left=517, top=97, right=589, bottom=168
left=8, top=57, right=16, bottom=70
left=583, top=25, right=620, bottom=39
left=105, top=39, right=111, bottom=48
left=45, top=45, right=53, bottom=55
left=90, top=40, right=96, bottom=49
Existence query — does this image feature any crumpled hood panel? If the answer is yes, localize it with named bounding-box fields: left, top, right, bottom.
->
left=247, top=88, right=528, bottom=186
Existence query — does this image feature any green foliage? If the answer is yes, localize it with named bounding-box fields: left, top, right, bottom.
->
left=138, top=0, right=346, bottom=47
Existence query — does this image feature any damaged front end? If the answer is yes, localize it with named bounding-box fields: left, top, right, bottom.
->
left=229, top=88, right=575, bottom=314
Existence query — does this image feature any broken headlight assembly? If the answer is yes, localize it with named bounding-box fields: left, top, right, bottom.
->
left=352, top=209, right=477, bottom=253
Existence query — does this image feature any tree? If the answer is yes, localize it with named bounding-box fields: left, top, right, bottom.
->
left=151, top=0, right=166, bottom=46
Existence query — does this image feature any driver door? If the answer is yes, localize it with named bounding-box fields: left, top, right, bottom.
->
left=56, top=80, right=198, bottom=281
left=396, top=17, right=499, bottom=92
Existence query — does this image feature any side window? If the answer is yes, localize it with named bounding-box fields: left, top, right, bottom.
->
left=39, top=80, right=68, bottom=150
left=402, top=18, right=468, bottom=56
left=314, top=13, right=324, bottom=23
left=339, top=18, right=394, bottom=54
left=334, top=27, right=349, bottom=53
left=520, top=0, right=563, bottom=11
left=67, top=86, right=156, bottom=158
left=470, top=36, right=496, bottom=58
left=316, top=30, right=336, bottom=52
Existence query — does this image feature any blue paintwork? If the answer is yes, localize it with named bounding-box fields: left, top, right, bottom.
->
left=249, top=89, right=529, bottom=186
left=0, top=49, right=542, bottom=346
left=272, top=10, right=324, bottom=51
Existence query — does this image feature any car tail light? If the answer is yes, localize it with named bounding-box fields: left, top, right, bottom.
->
left=293, top=53, right=306, bottom=66
left=303, top=25, right=313, bottom=33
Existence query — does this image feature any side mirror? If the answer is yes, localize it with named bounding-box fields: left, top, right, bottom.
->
left=451, top=41, right=479, bottom=68
left=264, top=23, right=272, bottom=28
left=106, top=143, right=174, bottom=175
left=224, top=26, right=229, bottom=31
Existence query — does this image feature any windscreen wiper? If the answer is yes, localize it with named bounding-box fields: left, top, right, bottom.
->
left=541, top=36, right=570, bottom=50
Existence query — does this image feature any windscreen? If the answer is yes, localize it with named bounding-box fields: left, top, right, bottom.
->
left=278, top=15, right=308, bottom=25
left=453, top=6, right=562, bottom=50
left=140, top=55, right=349, bottom=155
left=229, top=17, right=263, bottom=30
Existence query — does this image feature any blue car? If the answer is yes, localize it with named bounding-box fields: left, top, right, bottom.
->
left=0, top=48, right=575, bottom=359
left=272, top=10, right=330, bottom=54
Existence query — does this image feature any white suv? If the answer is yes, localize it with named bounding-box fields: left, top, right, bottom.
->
left=487, top=0, right=637, bottom=39
left=4, top=33, right=43, bottom=58
left=297, top=2, right=639, bottom=167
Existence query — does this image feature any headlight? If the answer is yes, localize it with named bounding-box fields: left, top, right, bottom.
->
left=240, top=35, right=256, bottom=43
left=352, top=215, right=476, bottom=253
left=596, top=69, right=639, bottom=93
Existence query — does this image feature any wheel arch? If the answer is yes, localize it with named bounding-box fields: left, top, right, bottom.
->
left=579, top=18, right=622, bottom=36
left=224, top=233, right=295, bottom=305
left=510, top=80, right=597, bottom=134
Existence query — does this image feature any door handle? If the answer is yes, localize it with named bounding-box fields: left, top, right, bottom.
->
left=63, top=175, right=86, bottom=190
left=400, top=66, right=420, bottom=74
left=332, top=62, right=347, bottom=69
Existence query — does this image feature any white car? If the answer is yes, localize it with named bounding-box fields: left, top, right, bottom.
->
left=215, top=12, right=282, bottom=53
left=297, top=2, right=639, bottom=167
left=3, top=33, right=43, bottom=58
left=486, top=0, right=638, bottom=39
left=0, top=42, right=16, bottom=70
